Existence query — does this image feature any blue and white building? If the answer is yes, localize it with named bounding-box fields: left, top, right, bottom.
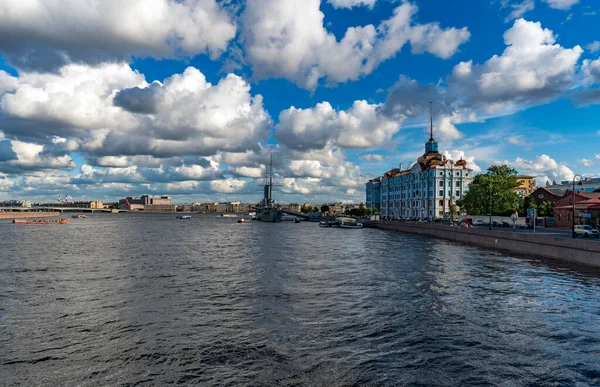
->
left=366, top=121, right=474, bottom=220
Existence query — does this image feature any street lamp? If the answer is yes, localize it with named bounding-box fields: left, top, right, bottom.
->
left=572, top=174, right=584, bottom=238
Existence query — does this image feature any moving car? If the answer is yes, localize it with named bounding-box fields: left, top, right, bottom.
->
left=574, top=225, right=600, bottom=238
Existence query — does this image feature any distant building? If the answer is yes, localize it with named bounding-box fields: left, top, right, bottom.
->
left=280, top=203, right=301, bottom=212
left=516, top=176, right=535, bottom=197
left=367, top=112, right=473, bottom=220
left=545, top=178, right=600, bottom=196
left=554, top=192, right=600, bottom=228
left=0, top=200, right=32, bottom=208
left=120, top=195, right=174, bottom=211
left=528, top=187, right=562, bottom=207
left=199, top=202, right=218, bottom=212
left=365, top=177, right=381, bottom=211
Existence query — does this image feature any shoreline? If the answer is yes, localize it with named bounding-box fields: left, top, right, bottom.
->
left=0, top=212, right=61, bottom=220
left=368, top=221, right=600, bottom=269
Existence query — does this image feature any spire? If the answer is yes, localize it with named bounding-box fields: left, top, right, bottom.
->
left=429, top=100, right=434, bottom=142
left=424, top=100, right=439, bottom=156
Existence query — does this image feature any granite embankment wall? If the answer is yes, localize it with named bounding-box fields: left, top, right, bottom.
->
left=372, top=221, right=600, bottom=268
left=0, top=212, right=60, bottom=220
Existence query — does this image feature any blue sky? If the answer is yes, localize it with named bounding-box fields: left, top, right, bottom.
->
left=0, top=0, right=599, bottom=204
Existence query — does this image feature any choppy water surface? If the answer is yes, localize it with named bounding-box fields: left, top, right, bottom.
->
left=1, top=213, right=599, bottom=386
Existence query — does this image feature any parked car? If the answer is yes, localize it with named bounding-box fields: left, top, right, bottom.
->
left=492, top=221, right=501, bottom=227
left=574, top=225, right=600, bottom=238
left=502, top=221, right=511, bottom=228
left=473, top=220, right=484, bottom=226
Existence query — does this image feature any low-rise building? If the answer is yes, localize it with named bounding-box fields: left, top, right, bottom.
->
left=545, top=178, right=600, bottom=196
left=528, top=187, right=562, bottom=207
left=553, top=192, right=600, bottom=228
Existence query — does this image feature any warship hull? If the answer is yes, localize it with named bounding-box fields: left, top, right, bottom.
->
left=256, top=208, right=283, bottom=222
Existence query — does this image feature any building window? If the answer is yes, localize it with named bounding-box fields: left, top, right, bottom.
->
left=439, top=190, right=443, bottom=196
left=456, top=191, right=460, bottom=197
left=439, top=200, right=443, bottom=206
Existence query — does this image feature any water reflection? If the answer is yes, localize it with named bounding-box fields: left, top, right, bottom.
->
left=1, top=215, right=599, bottom=385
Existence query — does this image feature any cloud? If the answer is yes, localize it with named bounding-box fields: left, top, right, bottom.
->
left=580, top=158, right=594, bottom=167
left=448, top=19, right=582, bottom=115
left=496, top=154, right=574, bottom=184
left=0, top=140, right=75, bottom=174
left=581, top=58, right=600, bottom=85
left=0, top=63, right=144, bottom=138
left=507, top=135, right=532, bottom=147
left=0, top=64, right=273, bottom=160
left=586, top=41, right=600, bottom=53
left=241, top=0, right=469, bottom=89
left=542, top=0, right=579, bottom=10
left=442, top=150, right=482, bottom=173
left=0, top=0, right=237, bottom=71
left=210, top=178, right=248, bottom=193
left=571, top=57, right=600, bottom=105
left=327, top=0, right=376, bottom=8
left=360, top=154, right=385, bottom=161
left=275, top=100, right=399, bottom=150
left=504, top=0, right=535, bottom=20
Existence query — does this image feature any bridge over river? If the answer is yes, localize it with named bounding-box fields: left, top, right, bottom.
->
left=0, top=207, right=128, bottom=213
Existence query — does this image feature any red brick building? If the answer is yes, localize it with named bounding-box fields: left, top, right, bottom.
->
left=554, top=192, right=600, bottom=228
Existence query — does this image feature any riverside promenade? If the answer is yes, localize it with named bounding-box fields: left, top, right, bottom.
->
left=368, top=221, right=600, bottom=268
left=0, top=212, right=60, bottom=220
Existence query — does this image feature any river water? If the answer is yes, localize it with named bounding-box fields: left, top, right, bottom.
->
left=1, top=213, right=599, bottom=386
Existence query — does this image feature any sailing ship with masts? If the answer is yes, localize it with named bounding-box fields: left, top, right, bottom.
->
left=255, top=154, right=283, bottom=222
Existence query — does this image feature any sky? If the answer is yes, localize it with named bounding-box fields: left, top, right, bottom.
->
left=0, top=0, right=599, bottom=204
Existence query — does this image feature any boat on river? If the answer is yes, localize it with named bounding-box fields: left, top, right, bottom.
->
left=336, top=217, right=363, bottom=229
left=255, top=154, right=283, bottom=222
left=12, top=219, right=70, bottom=225
left=177, top=215, right=191, bottom=220
left=71, top=214, right=87, bottom=219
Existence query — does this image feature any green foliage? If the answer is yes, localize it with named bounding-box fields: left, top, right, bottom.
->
left=538, top=201, right=554, bottom=217
left=449, top=203, right=458, bottom=220
left=113, top=202, right=121, bottom=209
left=461, top=165, right=524, bottom=216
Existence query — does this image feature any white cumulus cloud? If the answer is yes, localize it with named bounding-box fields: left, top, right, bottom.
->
left=448, top=18, right=582, bottom=116
left=241, top=0, right=469, bottom=89
left=275, top=100, right=399, bottom=150
left=0, top=0, right=237, bottom=71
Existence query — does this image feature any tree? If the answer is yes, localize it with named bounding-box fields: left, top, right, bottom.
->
left=449, top=203, right=458, bottom=220
left=538, top=201, right=554, bottom=217
left=321, top=204, right=330, bottom=213
left=461, top=165, right=524, bottom=216
left=113, top=202, right=121, bottom=209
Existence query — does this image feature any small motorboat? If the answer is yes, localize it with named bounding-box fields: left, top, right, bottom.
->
left=237, top=218, right=247, bottom=223
left=294, top=218, right=301, bottom=223
left=177, top=215, right=192, bottom=220
left=71, top=214, right=87, bottom=219
left=319, top=221, right=333, bottom=227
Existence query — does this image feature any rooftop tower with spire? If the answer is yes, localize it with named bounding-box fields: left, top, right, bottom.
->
left=424, top=100, right=439, bottom=155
